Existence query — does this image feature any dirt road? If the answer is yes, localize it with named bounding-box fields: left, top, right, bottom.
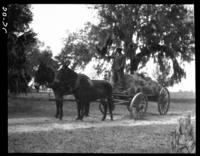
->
left=8, top=96, right=196, bottom=153
left=8, top=110, right=195, bottom=133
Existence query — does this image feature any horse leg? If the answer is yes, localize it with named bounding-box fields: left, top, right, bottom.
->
left=85, top=102, right=90, bottom=117
left=101, top=99, right=107, bottom=121
left=55, top=93, right=63, bottom=120
left=54, top=92, right=61, bottom=118
left=80, top=101, right=85, bottom=120
left=108, top=97, right=114, bottom=121
left=58, top=99, right=63, bottom=120
left=76, top=99, right=81, bottom=120
left=54, top=100, right=59, bottom=118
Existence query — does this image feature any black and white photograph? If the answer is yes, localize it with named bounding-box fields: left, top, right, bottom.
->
left=7, top=4, right=195, bottom=153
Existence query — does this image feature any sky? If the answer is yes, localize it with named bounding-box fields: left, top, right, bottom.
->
left=30, top=4, right=99, bottom=55
left=30, top=4, right=195, bottom=92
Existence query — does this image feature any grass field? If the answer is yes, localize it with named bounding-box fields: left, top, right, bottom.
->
left=8, top=92, right=196, bottom=153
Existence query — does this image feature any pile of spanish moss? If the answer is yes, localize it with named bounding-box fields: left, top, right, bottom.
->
left=112, top=73, right=162, bottom=96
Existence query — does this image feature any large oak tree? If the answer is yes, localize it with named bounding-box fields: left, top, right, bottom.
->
left=88, top=4, right=194, bottom=86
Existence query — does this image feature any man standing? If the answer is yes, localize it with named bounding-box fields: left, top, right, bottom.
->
left=111, top=47, right=126, bottom=91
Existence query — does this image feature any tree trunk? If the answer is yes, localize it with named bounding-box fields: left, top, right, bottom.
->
left=130, top=57, right=139, bottom=74
left=171, top=115, right=196, bottom=153
left=124, top=40, right=138, bottom=74
left=130, top=53, right=134, bottom=74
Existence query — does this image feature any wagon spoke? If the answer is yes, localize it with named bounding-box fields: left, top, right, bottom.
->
left=129, top=92, right=148, bottom=119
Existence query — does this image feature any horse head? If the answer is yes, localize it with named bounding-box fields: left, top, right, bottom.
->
left=48, top=64, right=78, bottom=94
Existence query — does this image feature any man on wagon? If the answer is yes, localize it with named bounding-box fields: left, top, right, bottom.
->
left=111, top=47, right=126, bottom=91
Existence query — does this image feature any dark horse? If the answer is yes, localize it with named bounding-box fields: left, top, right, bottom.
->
left=49, top=64, right=114, bottom=121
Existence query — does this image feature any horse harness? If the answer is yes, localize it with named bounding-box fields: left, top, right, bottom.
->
left=67, top=74, right=94, bottom=93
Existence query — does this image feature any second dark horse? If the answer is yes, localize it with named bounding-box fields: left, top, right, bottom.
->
left=49, top=64, right=114, bottom=121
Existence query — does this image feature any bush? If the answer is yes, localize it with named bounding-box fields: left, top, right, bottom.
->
left=171, top=115, right=196, bottom=153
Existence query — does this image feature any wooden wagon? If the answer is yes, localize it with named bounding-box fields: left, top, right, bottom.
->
left=99, top=87, right=170, bottom=119
left=99, top=73, right=170, bottom=119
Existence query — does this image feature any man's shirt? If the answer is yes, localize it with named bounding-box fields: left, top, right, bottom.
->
left=112, top=54, right=126, bottom=70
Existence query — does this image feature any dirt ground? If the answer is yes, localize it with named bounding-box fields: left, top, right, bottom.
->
left=8, top=93, right=196, bottom=153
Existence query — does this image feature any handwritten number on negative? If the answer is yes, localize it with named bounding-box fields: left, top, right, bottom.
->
left=2, top=21, right=7, bottom=27
left=2, top=27, right=7, bottom=33
left=2, top=7, right=7, bottom=12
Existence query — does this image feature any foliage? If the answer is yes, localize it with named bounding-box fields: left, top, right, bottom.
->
left=152, top=59, right=172, bottom=87
left=56, top=29, right=96, bottom=71
left=39, top=47, right=59, bottom=70
left=25, top=40, right=45, bottom=77
left=34, top=62, right=55, bottom=86
left=86, top=4, right=194, bottom=86
left=34, top=48, right=59, bottom=87
left=26, top=43, right=59, bottom=79
left=7, top=4, right=37, bottom=93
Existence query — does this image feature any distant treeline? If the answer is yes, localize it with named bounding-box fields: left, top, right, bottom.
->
left=170, top=91, right=195, bottom=99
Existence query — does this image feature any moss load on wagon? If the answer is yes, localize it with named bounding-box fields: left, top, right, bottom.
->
left=112, top=73, right=162, bottom=97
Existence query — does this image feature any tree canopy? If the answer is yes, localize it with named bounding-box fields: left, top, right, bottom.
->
left=81, top=4, right=194, bottom=86
left=25, top=4, right=194, bottom=89
left=55, top=29, right=97, bottom=71
left=34, top=47, right=59, bottom=87
left=8, top=4, right=37, bottom=94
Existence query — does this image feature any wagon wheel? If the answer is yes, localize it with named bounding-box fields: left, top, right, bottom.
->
left=158, top=87, right=170, bottom=115
left=99, top=100, right=115, bottom=115
left=127, top=95, right=148, bottom=112
left=129, top=92, right=148, bottom=119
